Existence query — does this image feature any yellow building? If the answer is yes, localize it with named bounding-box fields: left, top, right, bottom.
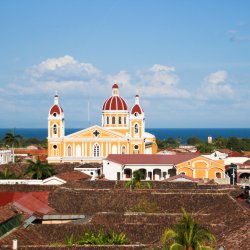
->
left=47, top=83, right=157, bottom=163
left=175, top=155, right=225, bottom=180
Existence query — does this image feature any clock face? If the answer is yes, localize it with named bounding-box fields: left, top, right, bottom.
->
left=134, top=145, right=139, bottom=149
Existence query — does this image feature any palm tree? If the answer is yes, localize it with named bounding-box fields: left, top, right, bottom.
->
left=0, top=168, right=19, bottom=179
left=125, top=170, right=151, bottom=190
left=24, top=157, right=55, bottom=180
left=161, top=208, right=217, bottom=250
left=3, top=132, right=22, bottom=163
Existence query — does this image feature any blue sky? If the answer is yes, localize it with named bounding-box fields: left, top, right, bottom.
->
left=1, top=0, right=250, bottom=128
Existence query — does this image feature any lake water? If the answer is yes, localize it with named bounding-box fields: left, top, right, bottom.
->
left=0, top=128, right=250, bottom=143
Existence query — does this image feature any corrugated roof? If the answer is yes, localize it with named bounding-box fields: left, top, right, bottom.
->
left=106, top=153, right=199, bottom=165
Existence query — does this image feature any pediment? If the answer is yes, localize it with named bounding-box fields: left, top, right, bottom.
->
left=65, top=125, right=124, bottom=139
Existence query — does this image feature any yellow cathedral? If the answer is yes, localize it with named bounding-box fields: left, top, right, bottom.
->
left=47, top=83, right=158, bottom=163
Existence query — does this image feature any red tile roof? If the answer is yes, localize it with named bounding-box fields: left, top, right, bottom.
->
left=164, top=174, right=201, bottom=182
left=14, top=149, right=48, bottom=155
left=0, top=192, right=53, bottom=215
left=106, top=154, right=199, bottom=165
left=56, top=171, right=91, bottom=181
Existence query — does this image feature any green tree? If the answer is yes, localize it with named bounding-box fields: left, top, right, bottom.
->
left=3, top=132, right=22, bottom=148
left=161, top=208, right=217, bottom=250
left=226, top=137, right=242, bottom=152
left=24, top=157, right=55, bottom=180
left=187, top=137, right=203, bottom=146
left=196, top=143, right=215, bottom=153
left=3, top=132, right=22, bottom=163
left=0, top=168, right=19, bottom=179
left=125, top=170, right=151, bottom=190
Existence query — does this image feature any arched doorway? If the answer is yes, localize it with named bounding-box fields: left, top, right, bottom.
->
left=137, top=169, right=146, bottom=180
left=239, top=173, right=250, bottom=179
left=76, top=145, right=81, bottom=157
left=153, top=169, right=161, bottom=180
left=124, top=168, right=132, bottom=179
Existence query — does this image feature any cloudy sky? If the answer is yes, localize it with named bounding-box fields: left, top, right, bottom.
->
left=1, top=0, right=250, bottom=128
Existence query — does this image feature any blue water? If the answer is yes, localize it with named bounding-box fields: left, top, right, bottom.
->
left=0, top=128, right=250, bottom=143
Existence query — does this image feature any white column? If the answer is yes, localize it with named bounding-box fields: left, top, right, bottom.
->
left=73, top=142, right=75, bottom=157
left=101, top=142, right=104, bottom=157
left=85, top=142, right=87, bottom=156
left=118, top=142, right=120, bottom=154
left=82, top=142, right=84, bottom=157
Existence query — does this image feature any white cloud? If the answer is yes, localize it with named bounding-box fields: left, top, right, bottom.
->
left=135, top=64, right=190, bottom=98
left=198, top=70, right=233, bottom=100
left=150, top=64, right=175, bottom=72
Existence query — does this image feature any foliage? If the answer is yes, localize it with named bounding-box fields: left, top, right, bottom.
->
left=0, top=168, right=20, bottom=179
left=63, top=230, right=129, bottom=246
left=0, top=214, right=22, bottom=237
left=124, top=170, right=152, bottom=190
left=187, top=137, right=203, bottom=146
left=0, top=132, right=47, bottom=149
left=3, top=132, right=22, bottom=148
left=196, top=143, right=215, bottom=153
left=129, top=198, right=161, bottom=213
left=157, top=137, right=182, bottom=149
left=161, top=208, right=217, bottom=250
left=64, top=234, right=75, bottom=246
left=24, top=157, right=55, bottom=180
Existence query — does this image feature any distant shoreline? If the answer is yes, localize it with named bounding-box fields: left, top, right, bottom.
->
left=1, top=128, right=250, bottom=143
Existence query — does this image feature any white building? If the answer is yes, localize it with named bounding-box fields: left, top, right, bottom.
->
left=0, top=150, right=12, bottom=165
left=103, top=154, right=198, bottom=181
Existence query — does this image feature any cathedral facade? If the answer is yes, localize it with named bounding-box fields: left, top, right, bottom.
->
left=47, top=83, right=157, bottom=163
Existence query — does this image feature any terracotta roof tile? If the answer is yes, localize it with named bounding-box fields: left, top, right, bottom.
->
left=106, top=153, right=199, bottom=165
left=56, top=171, right=91, bottom=181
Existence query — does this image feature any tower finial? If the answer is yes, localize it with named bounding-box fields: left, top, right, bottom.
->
left=55, top=90, right=58, bottom=96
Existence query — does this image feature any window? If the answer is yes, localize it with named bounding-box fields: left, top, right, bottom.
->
left=112, top=116, right=115, bottom=124
left=135, top=124, right=139, bottom=134
left=53, top=124, right=57, bottom=134
left=67, top=145, right=72, bottom=157
left=53, top=145, right=57, bottom=149
left=188, top=161, right=190, bottom=166
left=93, top=144, right=100, bottom=157
left=53, top=112, right=57, bottom=117
left=118, top=117, right=122, bottom=124
left=124, top=117, right=126, bottom=125
left=134, top=112, right=138, bottom=117
left=107, top=117, right=109, bottom=125
left=117, top=172, right=121, bottom=180
left=180, top=172, right=186, bottom=175
left=163, top=172, right=167, bottom=178
left=122, top=146, right=126, bottom=154
left=216, top=172, right=221, bottom=178
left=134, top=145, right=139, bottom=150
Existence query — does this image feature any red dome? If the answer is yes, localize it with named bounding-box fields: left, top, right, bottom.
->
left=112, top=83, right=119, bottom=89
left=131, top=104, right=143, bottom=115
left=103, top=96, right=128, bottom=111
left=50, top=105, right=64, bottom=115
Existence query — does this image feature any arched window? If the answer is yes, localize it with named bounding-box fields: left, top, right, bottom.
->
left=135, top=124, right=139, bottom=134
left=107, top=116, right=109, bottom=125
left=216, top=172, right=221, bottom=178
left=118, top=117, right=122, bottom=124
left=93, top=144, right=100, bottom=157
left=122, top=146, right=126, bottom=154
left=180, top=172, right=186, bottom=175
left=53, top=124, right=57, bottom=134
left=67, top=145, right=72, bottom=157
left=112, top=116, right=115, bottom=124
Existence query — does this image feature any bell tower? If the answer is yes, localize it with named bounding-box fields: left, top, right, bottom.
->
left=48, top=94, right=65, bottom=159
